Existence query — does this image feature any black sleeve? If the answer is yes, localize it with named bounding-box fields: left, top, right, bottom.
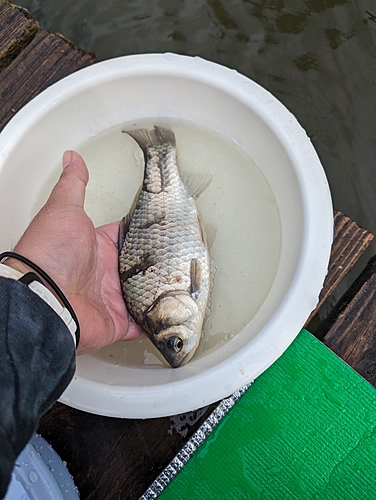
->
left=0, top=276, right=76, bottom=498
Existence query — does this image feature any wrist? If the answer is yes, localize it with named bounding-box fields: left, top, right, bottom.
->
left=4, top=257, right=60, bottom=301
left=3, top=257, right=33, bottom=276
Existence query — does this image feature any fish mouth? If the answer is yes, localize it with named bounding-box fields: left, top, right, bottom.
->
left=168, top=359, right=184, bottom=369
left=163, top=350, right=194, bottom=369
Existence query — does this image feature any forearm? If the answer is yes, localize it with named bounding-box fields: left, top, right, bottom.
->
left=0, top=277, right=75, bottom=498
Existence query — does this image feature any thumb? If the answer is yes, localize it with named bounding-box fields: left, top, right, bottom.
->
left=48, top=150, right=89, bottom=209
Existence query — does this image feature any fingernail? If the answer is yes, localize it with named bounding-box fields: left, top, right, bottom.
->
left=62, top=150, right=73, bottom=169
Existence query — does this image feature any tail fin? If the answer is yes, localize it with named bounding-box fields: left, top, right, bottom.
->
left=124, top=126, right=176, bottom=153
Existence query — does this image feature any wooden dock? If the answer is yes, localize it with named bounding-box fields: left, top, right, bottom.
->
left=2, top=1, right=376, bottom=498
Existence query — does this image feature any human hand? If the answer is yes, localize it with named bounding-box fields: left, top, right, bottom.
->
left=7, top=150, right=144, bottom=354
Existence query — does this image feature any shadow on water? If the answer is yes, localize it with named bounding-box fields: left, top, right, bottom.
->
left=16, top=0, right=376, bottom=295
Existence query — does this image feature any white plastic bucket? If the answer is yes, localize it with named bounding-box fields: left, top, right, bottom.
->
left=0, top=54, right=332, bottom=418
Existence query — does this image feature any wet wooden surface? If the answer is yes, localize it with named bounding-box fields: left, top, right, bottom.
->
left=318, top=254, right=376, bottom=385
left=305, top=210, right=374, bottom=326
left=0, top=1, right=96, bottom=131
left=0, top=1, right=38, bottom=70
left=2, top=2, right=376, bottom=498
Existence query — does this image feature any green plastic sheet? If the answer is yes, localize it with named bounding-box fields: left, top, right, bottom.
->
left=160, top=330, right=376, bottom=499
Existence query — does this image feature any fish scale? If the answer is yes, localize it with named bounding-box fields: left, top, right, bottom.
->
left=119, top=126, right=211, bottom=368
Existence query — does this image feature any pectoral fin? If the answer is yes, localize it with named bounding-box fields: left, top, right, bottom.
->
left=190, top=258, right=202, bottom=297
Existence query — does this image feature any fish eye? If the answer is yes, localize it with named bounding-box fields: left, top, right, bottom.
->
left=166, top=336, right=184, bottom=353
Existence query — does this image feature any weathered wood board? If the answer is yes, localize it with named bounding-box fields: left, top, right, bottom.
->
left=0, top=2, right=39, bottom=70
left=0, top=2, right=96, bottom=132
left=318, top=255, right=376, bottom=385
left=305, top=210, right=374, bottom=326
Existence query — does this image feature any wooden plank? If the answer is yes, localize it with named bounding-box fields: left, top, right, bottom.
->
left=38, top=402, right=218, bottom=500
left=0, top=29, right=96, bottom=131
left=318, top=255, right=376, bottom=386
left=305, top=210, right=373, bottom=325
left=0, top=2, right=39, bottom=70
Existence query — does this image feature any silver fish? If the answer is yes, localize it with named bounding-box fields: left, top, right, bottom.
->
left=119, top=126, right=211, bottom=368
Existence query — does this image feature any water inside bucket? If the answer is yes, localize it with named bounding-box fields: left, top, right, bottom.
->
left=34, top=120, right=281, bottom=366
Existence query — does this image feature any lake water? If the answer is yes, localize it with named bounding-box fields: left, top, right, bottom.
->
left=18, top=0, right=376, bottom=301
